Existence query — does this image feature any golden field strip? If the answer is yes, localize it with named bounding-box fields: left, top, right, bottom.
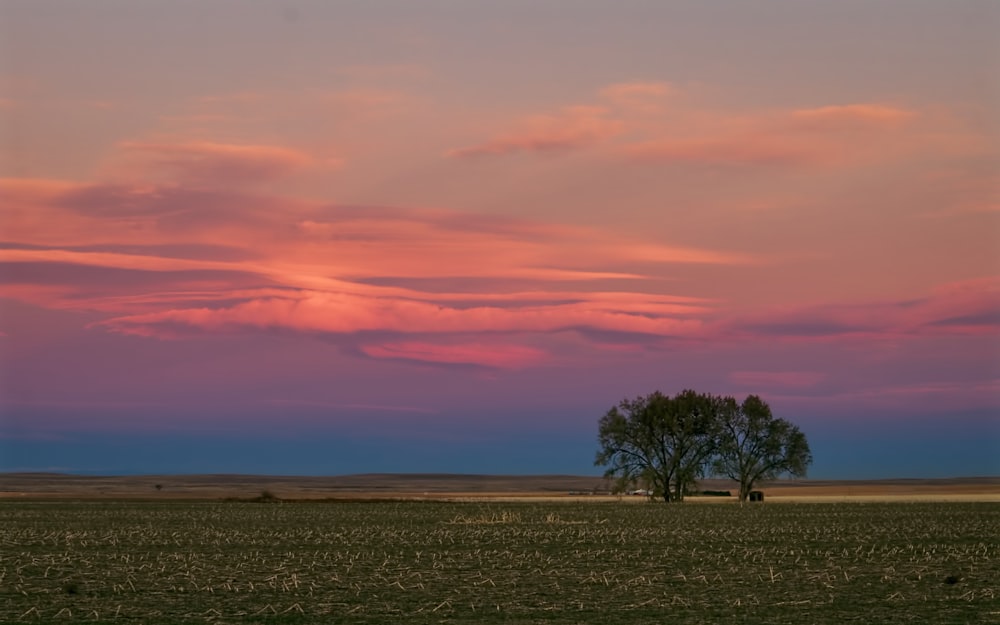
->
left=1, top=473, right=998, bottom=502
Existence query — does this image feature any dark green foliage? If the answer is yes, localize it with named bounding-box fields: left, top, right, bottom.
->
left=596, top=391, right=812, bottom=503
left=713, top=395, right=813, bottom=502
left=255, top=489, right=281, bottom=502
left=595, top=389, right=720, bottom=502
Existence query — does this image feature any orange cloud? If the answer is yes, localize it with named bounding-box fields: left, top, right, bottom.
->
left=447, top=106, right=623, bottom=157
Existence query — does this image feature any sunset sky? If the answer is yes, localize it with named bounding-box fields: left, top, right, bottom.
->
left=1, top=1, right=997, bottom=478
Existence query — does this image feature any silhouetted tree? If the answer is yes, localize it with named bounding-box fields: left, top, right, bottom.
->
left=712, top=395, right=812, bottom=503
left=595, top=390, right=720, bottom=502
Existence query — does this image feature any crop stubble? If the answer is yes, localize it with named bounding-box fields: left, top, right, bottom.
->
left=1, top=501, right=997, bottom=624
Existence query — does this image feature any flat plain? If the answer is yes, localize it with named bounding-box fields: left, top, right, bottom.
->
left=1, top=475, right=998, bottom=624
left=2, top=473, right=1000, bottom=501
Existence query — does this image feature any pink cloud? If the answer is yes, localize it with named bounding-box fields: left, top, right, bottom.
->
left=0, top=177, right=86, bottom=200
left=0, top=284, right=78, bottom=311
left=730, top=370, right=826, bottom=389
left=360, top=341, right=547, bottom=368
left=0, top=248, right=232, bottom=273
left=621, top=101, right=954, bottom=169
left=626, top=135, right=821, bottom=167
left=918, top=167, right=1000, bottom=217
left=447, top=106, right=623, bottom=157
left=86, top=285, right=709, bottom=367
left=2, top=179, right=321, bottom=252
left=600, top=81, right=672, bottom=112
left=791, top=104, right=916, bottom=128
left=2, top=177, right=744, bottom=358
left=909, top=277, right=1000, bottom=335
left=5, top=170, right=991, bottom=371
left=1, top=175, right=737, bottom=370
left=95, top=290, right=706, bottom=341
left=115, top=141, right=323, bottom=185
left=728, top=277, right=1000, bottom=341
left=768, top=379, right=1000, bottom=414
left=1, top=179, right=124, bottom=248
left=434, top=89, right=975, bottom=174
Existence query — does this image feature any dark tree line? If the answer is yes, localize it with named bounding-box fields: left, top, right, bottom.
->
left=595, top=390, right=812, bottom=503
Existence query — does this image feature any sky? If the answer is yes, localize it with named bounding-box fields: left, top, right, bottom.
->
left=1, top=0, right=998, bottom=479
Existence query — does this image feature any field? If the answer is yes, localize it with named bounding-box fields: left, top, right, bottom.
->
left=2, top=499, right=998, bottom=624
left=3, top=473, right=999, bottom=501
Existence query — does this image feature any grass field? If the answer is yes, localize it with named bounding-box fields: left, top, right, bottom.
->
left=2, top=499, right=998, bottom=624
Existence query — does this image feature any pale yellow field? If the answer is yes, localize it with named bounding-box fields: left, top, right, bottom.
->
left=2, top=473, right=998, bottom=502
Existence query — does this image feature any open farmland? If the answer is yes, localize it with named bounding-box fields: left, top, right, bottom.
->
left=1, top=501, right=998, bottom=624
left=3, top=473, right=999, bottom=501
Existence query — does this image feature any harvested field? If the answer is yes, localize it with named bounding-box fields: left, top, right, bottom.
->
left=2, top=473, right=999, bottom=502
left=1, top=499, right=998, bottom=624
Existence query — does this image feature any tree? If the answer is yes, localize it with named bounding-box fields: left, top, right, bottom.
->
left=667, top=390, right=723, bottom=501
left=595, top=390, right=720, bottom=502
left=712, top=395, right=812, bottom=503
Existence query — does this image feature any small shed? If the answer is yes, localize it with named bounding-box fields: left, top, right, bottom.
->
left=748, top=490, right=764, bottom=502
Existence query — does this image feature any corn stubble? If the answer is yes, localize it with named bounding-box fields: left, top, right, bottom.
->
left=0, top=501, right=997, bottom=624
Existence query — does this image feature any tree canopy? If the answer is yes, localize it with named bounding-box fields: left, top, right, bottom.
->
left=594, top=390, right=720, bottom=502
left=595, top=391, right=811, bottom=502
left=713, top=394, right=812, bottom=502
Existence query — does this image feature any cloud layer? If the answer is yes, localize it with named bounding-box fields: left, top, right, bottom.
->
left=1, top=60, right=996, bottom=458
left=3, top=169, right=995, bottom=375
left=2, top=175, right=742, bottom=367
